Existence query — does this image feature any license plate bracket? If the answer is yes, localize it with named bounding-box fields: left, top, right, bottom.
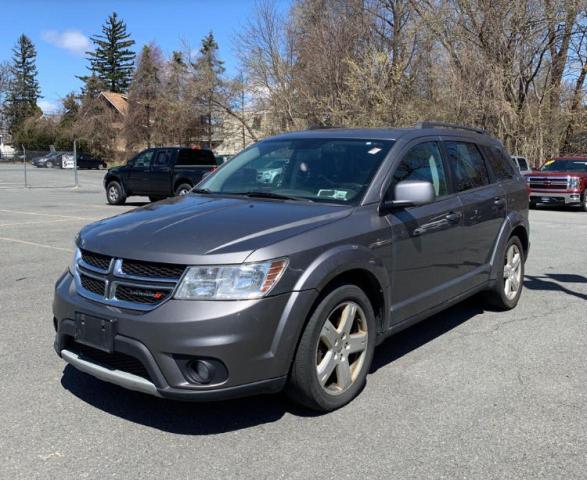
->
left=74, top=313, right=117, bottom=353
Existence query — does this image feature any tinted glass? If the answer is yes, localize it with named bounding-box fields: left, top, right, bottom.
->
left=153, top=150, right=171, bottom=167
left=517, top=158, right=529, bottom=170
left=200, top=139, right=394, bottom=204
left=541, top=159, right=587, bottom=172
left=390, top=142, right=448, bottom=197
left=177, top=149, right=216, bottom=166
left=483, top=146, right=515, bottom=180
left=445, top=142, right=490, bottom=191
left=133, top=150, right=153, bottom=168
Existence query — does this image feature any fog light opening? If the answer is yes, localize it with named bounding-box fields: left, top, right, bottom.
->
left=189, top=360, right=214, bottom=384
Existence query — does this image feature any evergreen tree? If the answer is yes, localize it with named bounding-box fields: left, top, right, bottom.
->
left=82, top=12, right=135, bottom=93
left=125, top=44, right=163, bottom=148
left=5, top=34, right=41, bottom=134
left=192, top=32, right=225, bottom=148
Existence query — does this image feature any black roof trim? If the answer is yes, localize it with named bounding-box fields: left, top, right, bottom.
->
left=415, top=121, right=486, bottom=135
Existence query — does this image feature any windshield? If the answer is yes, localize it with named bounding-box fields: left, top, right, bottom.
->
left=199, top=138, right=394, bottom=204
left=541, top=159, right=587, bottom=172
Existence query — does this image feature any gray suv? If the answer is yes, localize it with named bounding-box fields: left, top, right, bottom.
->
left=53, top=122, right=529, bottom=411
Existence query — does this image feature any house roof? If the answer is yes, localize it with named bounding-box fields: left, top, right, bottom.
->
left=99, top=91, right=128, bottom=117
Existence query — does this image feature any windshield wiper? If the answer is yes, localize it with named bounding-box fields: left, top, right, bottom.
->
left=240, top=191, right=312, bottom=202
left=191, top=188, right=212, bottom=194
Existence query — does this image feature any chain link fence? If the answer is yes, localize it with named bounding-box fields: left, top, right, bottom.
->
left=0, top=142, right=106, bottom=190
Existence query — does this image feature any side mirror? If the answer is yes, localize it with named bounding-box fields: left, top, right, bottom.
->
left=381, top=180, right=435, bottom=213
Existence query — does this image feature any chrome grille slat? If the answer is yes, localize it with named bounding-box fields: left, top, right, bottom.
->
left=528, top=176, right=569, bottom=191
left=74, top=249, right=183, bottom=311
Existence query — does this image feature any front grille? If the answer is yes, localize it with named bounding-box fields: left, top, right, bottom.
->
left=69, top=341, right=151, bottom=380
left=76, top=251, right=183, bottom=310
left=115, top=284, right=172, bottom=304
left=528, top=176, right=569, bottom=190
left=80, top=274, right=106, bottom=296
left=81, top=249, right=112, bottom=271
left=121, top=259, right=186, bottom=279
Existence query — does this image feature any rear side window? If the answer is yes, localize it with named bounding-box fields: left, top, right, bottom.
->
left=176, top=149, right=216, bottom=166
left=391, top=142, right=448, bottom=197
left=444, top=142, right=490, bottom=191
left=517, top=157, right=529, bottom=170
left=153, top=150, right=171, bottom=167
left=483, top=146, right=516, bottom=180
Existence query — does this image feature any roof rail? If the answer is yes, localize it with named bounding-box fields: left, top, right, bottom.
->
left=415, top=121, right=486, bottom=135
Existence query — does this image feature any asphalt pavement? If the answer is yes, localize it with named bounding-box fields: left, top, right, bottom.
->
left=0, top=164, right=585, bottom=479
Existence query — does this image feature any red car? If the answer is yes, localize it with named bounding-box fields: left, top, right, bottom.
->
left=526, top=157, right=587, bottom=211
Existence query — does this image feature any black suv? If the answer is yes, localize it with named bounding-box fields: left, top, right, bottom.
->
left=53, top=123, right=529, bottom=411
left=104, top=147, right=217, bottom=204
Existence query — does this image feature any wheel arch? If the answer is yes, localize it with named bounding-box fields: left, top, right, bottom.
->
left=488, top=213, right=529, bottom=281
left=273, top=245, right=390, bottom=374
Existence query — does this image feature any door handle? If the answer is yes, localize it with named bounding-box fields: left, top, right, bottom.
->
left=494, top=198, right=505, bottom=208
left=445, top=212, right=462, bottom=222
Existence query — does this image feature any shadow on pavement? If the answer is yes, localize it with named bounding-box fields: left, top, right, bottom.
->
left=61, top=297, right=487, bottom=433
left=524, top=273, right=587, bottom=301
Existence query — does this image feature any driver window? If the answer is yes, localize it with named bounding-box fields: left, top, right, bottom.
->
left=389, top=142, right=448, bottom=199
left=133, top=150, right=154, bottom=168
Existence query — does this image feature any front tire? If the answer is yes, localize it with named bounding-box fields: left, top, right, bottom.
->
left=286, top=285, right=376, bottom=412
left=484, top=236, right=525, bottom=310
left=46, top=160, right=53, bottom=168
left=174, top=183, right=192, bottom=196
left=106, top=181, right=126, bottom=205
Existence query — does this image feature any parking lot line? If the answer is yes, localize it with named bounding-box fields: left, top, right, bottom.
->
left=0, top=208, right=99, bottom=221
left=0, top=218, right=80, bottom=228
left=0, top=236, right=73, bottom=252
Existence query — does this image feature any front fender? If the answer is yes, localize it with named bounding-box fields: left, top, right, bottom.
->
left=270, top=244, right=391, bottom=374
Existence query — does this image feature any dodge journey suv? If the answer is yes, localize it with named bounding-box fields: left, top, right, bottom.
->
left=53, top=122, right=529, bottom=411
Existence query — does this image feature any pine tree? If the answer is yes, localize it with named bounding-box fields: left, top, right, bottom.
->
left=192, top=32, right=225, bottom=148
left=83, top=12, right=135, bottom=93
left=125, top=44, right=163, bottom=148
left=5, top=34, right=41, bottom=134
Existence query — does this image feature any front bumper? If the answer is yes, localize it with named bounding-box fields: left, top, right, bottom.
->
left=530, top=191, right=582, bottom=205
left=53, top=271, right=318, bottom=400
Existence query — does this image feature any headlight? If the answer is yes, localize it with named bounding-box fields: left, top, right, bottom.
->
left=569, top=176, right=581, bottom=189
left=174, top=259, right=288, bottom=300
left=69, top=247, right=81, bottom=274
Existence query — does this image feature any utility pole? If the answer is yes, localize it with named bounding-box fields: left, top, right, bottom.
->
left=22, top=145, right=27, bottom=188
left=73, top=139, right=79, bottom=188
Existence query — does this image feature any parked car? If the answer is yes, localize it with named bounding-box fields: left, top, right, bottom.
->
left=32, top=151, right=63, bottom=168
left=103, top=147, right=217, bottom=204
left=526, top=156, right=587, bottom=210
left=511, top=155, right=532, bottom=174
left=53, top=122, right=529, bottom=411
left=76, top=153, right=107, bottom=170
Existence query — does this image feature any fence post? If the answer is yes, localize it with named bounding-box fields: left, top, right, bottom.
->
left=73, top=139, right=79, bottom=188
left=22, top=145, right=27, bottom=188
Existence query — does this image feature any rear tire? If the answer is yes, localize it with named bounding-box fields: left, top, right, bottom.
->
left=46, top=160, right=53, bottom=168
left=285, top=285, right=376, bottom=412
left=174, top=183, right=192, bottom=196
left=484, top=236, right=524, bottom=310
left=106, top=181, right=126, bottom=205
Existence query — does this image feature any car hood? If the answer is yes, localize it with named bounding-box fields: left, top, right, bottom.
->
left=526, top=171, right=587, bottom=177
left=79, top=194, right=352, bottom=264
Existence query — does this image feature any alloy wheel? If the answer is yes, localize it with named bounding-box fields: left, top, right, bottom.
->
left=316, top=301, right=368, bottom=395
left=108, top=186, right=119, bottom=202
left=503, top=244, right=522, bottom=300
